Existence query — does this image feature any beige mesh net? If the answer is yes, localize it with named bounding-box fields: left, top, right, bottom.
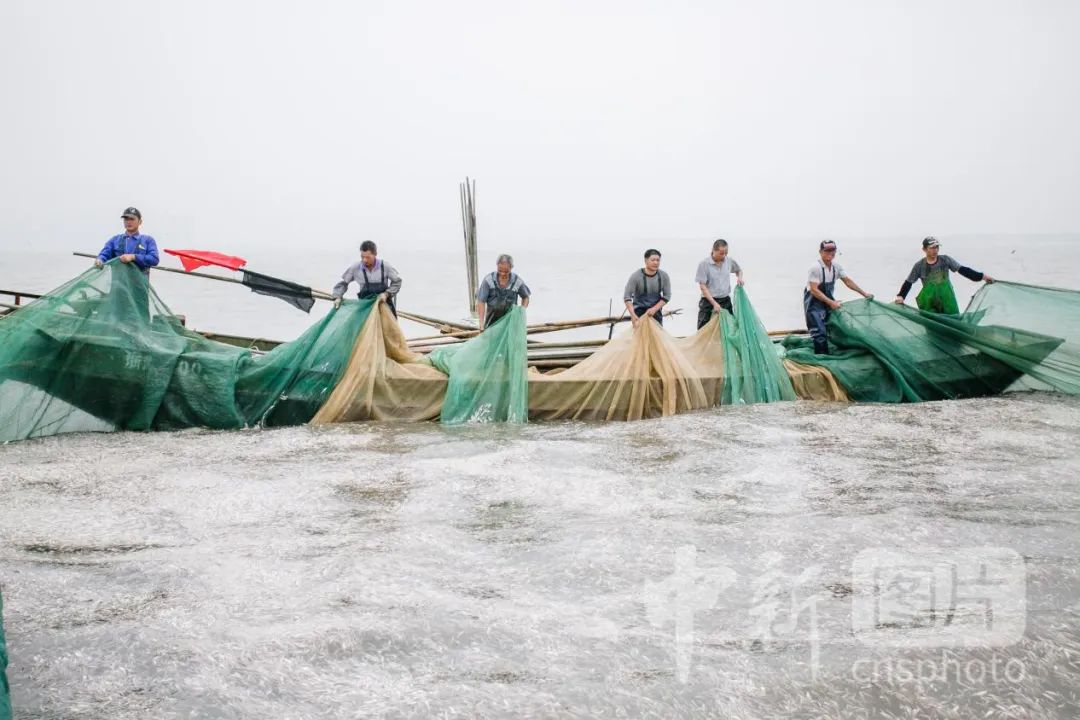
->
left=311, top=301, right=447, bottom=424
left=529, top=315, right=724, bottom=421
left=311, top=301, right=847, bottom=425
left=783, top=360, right=851, bottom=402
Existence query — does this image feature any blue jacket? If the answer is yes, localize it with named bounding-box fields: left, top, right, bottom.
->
left=97, top=233, right=160, bottom=272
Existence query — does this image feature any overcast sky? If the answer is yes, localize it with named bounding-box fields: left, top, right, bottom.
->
left=2, top=0, right=1077, bottom=257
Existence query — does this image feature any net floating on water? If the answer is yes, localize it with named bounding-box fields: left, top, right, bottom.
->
left=1, top=266, right=1077, bottom=443
left=782, top=283, right=1080, bottom=403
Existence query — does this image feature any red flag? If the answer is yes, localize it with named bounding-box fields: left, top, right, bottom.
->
left=165, top=249, right=248, bottom=272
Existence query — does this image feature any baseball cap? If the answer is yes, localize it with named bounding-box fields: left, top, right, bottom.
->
left=121, top=207, right=142, bottom=220
left=922, top=236, right=940, bottom=249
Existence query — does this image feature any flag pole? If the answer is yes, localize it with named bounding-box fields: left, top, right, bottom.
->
left=72, top=251, right=475, bottom=332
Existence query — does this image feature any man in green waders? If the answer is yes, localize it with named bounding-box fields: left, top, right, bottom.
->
left=893, top=237, right=994, bottom=313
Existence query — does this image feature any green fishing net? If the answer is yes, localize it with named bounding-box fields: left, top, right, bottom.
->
left=962, top=281, right=1080, bottom=394
left=3, top=264, right=1076, bottom=442
left=782, top=282, right=1079, bottom=402
left=721, top=286, right=797, bottom=404
left=0, top=261, right=371, bottom=442
left=426, top=306, right=529, bottom=424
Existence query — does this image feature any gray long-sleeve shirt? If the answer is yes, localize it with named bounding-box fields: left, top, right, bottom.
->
left=623, top=269, right=671, bottom=305
left=332, top=259, right=402, bottom=299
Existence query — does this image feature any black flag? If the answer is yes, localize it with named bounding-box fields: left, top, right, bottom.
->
left=241, top=270, right=316, bottom=313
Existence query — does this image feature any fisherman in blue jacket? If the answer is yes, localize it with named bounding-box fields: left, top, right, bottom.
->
left=93, top=207, right=160, bottom=273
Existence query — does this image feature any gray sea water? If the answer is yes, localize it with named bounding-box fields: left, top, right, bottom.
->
left=3, top=235, right=1080, bottom=718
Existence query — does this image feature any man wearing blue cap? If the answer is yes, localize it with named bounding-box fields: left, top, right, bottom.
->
left=93, top=207, right=160, bottom=273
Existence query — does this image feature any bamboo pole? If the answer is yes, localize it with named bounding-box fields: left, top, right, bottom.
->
left=529, top=358, right=584, bottom=369
left=406, top=317, right=623, bottom=342
left=460, top=177, right=479, bottom=319
left=396, top=311, right=471, bottom=333
left=470, top=179, right=477, bottom=297
left=410, top=342, right=606, bottom=361
left=395, top=312, right=449, bottom=332
left=73, top=251, right=338, bottom=300
left=0, top=289, right=43, bottom=304
left=409, top=321, right=801, bottom=352
left=406, top=307, right=682, bottom=343
left=525, top=353, right=595, bottom=362
left=397, top=310, right=475, bottom=332
left=411, top=333, right=615, bottom=351
left=526, top=339, right=610, bottom=349
left=460, top=182, right=470, bottom=313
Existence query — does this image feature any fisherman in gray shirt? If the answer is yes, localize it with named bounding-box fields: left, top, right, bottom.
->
left=477, top=254, right=530, bottom=329
left=332, top=240, right=402, bottom=316
left=694, top=238, right=744, bottom=329
left=624, top=248, right=671, bottom=327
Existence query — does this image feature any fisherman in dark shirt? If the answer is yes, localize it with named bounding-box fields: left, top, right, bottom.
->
left=623, top=249, right=671, bottom=327
left=477, top=254, right=530, bottom=330
left=893, top=237, right=994, bottom=314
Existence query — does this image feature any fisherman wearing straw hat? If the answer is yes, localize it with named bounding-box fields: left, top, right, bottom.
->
left=477, top=254, right=530, bottom=330
left=893, top=237, right=994, bottom=314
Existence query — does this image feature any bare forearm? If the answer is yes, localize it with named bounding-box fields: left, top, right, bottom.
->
left=808, top=285, right=832, bottom=304
left=843, top=277, right=870, bottom=297
left=699, top=283, right=718, bottom=304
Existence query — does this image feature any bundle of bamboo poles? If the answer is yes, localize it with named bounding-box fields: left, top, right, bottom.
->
left=460, top=177, right=479, bottom=320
